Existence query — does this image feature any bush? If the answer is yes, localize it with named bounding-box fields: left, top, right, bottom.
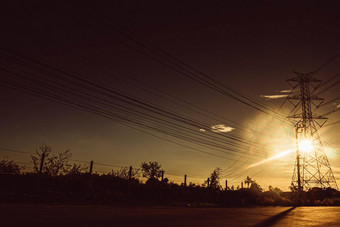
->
left=0, top=160, right=21, bottom=175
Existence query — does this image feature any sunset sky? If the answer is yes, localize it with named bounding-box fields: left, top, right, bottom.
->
left=1, top=0, right=340, bottom=190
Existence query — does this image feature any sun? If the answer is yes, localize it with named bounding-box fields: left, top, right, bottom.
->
left=298, top=139, right=314, bottom=153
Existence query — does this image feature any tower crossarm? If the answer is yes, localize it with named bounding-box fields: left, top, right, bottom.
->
left=287, top=113, right=328, bottom=120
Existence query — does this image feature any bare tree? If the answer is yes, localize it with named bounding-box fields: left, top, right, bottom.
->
left=31, top=144, right=72, bottom=176
left=44, top=150, right=72, bottom=176
left=31, top=144, right=51, bottom=174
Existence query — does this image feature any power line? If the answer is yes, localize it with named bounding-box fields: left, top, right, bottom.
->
left=0, top=48, right=278, bottom=162
left=0, top=77, right=240, bottom=161
left=0, top=15, right=294, bottom=169
left=0, top=21, right=288, bottom=152
left=314, top=79, right=340, bottom=96
left=0, top=22, right=264, bottom=144
left=323, top=120, right=340, bottom=128
left=312, top=51, right=340, bottom=74
left=45, top=1, right=290, bottom=125
left=319, top=95, right=340, bottom=108
left=1, top=3, right=314, bottom=176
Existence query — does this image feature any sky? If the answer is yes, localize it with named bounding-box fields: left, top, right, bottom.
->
left=1, top=0, right=340, bottom=190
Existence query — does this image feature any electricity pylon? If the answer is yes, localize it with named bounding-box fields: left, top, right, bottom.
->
left=287, top=72, right=338, bottom=192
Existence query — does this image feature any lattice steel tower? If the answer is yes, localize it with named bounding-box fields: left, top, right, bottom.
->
left=287, top=72, right=338, bottom=191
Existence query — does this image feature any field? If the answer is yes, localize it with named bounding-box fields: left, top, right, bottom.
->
left=1, top=204, right=340, bottom=226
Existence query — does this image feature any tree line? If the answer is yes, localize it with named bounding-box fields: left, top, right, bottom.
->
left=1, top=144, right=339, bottom=206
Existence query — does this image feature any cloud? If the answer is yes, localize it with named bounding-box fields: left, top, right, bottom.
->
left=199, top=129, right=206, bottom=132
left=337, top=104, right=340, bottom=109
left=280, top=90, right=292, bottom=93
left=211, top=124, right=234, bottom=133
left=260, top=94, right=288, bottom=100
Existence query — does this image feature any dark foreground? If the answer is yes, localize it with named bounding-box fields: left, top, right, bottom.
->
left=1, top=204, right=340, bottom=226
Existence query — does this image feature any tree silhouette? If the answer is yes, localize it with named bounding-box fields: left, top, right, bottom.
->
left=31, top=144, right=74, bottom=176
left=244, top=176, right=254, bottom=188
left=250, top=181, right=262, bottom=193
left=140, top=161, right=163, bottom=181
left=31, top=144, right=51, bottom=174
left=67, top=163, right=88, bottom=175
left=111, top=166, right=140, bottom=180
left=206, top=167, right=222, bottom=189
left=289, top=182, right=298, bottom=192
left=268, top=185, right=283, bottom=195
left=0, top=160, right=21, bottom=175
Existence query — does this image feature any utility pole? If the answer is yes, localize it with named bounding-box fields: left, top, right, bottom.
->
left=89, top=161, right=94, bottom=175
left=161, top=171, right=164, bottom=181
left=184, top=174, right=187, bottom=186
left=37, top=146, right=48, bottom=190
left=39, top=152, right=46, bottom=175
left=225, top=180, right=228, bottom=190
left=295, top=128, right=301, bottom=205
left=129, top=166, right=132, bottom=180
left=287, top=72, right=338, bottom=194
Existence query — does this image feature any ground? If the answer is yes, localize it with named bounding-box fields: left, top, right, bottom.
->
left=1, top=204, right=340, bottom=226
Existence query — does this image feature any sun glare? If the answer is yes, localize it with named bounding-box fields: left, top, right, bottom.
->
left=298, top=139, right=314, bottom=153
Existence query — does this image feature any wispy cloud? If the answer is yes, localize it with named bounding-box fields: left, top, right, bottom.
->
left=260, top=94, right=288, bottom=100
left=199, top=129, right=206, bottom=132
left=211, top=124, right=234, bottom=133
left=337, top=104, right=340, bottom=109
left=280, top=90, right=292, bottom=93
